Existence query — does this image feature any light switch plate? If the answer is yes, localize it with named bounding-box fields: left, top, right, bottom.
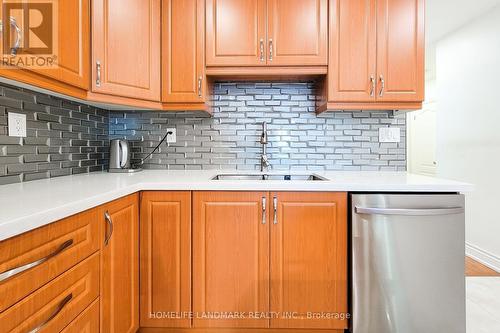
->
left=8, top=112, right=27, bottom=137
left=379, top=127, right=401, bottom=143
left=166, top=128, right=176, bottom=143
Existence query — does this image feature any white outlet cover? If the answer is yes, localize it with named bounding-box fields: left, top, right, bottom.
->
left=166, top=128, right=177, bottom=143
left=8, top=112, right=27, bottom=138
left=379, top=127, right=401, bottom=143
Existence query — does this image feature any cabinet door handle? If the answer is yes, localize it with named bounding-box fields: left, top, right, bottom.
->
left=0, top=16, right=22, bottom=55
left=28, top=293, right=73, bottom=333
left=370, top=75, right=376, bottom=97
left=273, top=197, right=278, bottom=224
left=259, top=38, right=265, bottom=62
left=379, top=75, right=385, bottom=97
left=104, top=211, right=113, bottom=246
left=269, top=39, right=273, bottom=62
left=262, top=197, right=267, bottom=224
left=96, top=61, right=101, bottom=87
left=0, top=239, right=73, bottom=283
left=198, top=76, right=203, bottom=97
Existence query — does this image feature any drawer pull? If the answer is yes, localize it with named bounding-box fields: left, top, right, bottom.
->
left=0, top=239, right=74, bottom=283
left=104, top=211, right=114, bottom=246
left=28, top=293, right=73, bottom=333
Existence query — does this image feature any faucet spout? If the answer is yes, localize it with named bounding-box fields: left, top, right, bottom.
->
left=260, top=122, right=268, bottom=144
left=260, top=122, right=271, bottom=172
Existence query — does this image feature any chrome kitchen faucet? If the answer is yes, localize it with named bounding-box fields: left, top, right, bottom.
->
left=260, top=122, right=271, bottom=172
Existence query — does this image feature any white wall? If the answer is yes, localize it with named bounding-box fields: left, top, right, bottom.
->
left=436, top=5, right=500, bottom=268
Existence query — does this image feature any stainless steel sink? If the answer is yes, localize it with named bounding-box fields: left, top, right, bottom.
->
left=211, top=174, right=328, bottom=181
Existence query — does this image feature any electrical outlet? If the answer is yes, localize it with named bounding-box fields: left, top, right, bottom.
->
left=166, top=128, right=177, bottom=143
left=8, top=112, right=27, bottom=137
left=379, top=127, right=401, bottom=143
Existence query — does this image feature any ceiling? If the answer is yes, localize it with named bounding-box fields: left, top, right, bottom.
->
left=426, top=0, right=500, bottom=43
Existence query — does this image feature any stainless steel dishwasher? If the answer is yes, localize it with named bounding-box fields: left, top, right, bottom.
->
left=351, top=194, right=465, bottom=333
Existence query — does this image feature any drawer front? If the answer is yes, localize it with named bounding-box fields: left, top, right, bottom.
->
left=61, top=299, right=99, bottom=333
left=0, top=208, right=100, bottom=311
left=0, top=253, right=99, bottom=333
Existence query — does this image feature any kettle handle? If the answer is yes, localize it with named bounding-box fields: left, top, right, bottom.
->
left=119, top=140, right=129, bottom=168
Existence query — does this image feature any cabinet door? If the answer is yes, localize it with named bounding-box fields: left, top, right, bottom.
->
left=206, top=0, right=267, bottom=66
left=328, top=0, right=377, bottom=102
left=100, top=194, right=139, bottom=333
left=34, top=0, right=90, bottom=89
left=140, top=191, right=191, bottom=328
left=162, top=0, right=205, bottom=103
left=0, top=0, right=90, bottom=90
left=193, top=192, right=269, bottom=328
left=61, top=299, right=100, bottom=333
left=92, top=0, right=161, bottom=101
left=270, top=192, right=348, bottom=329
left=267, top=0, right=328, bottom=66
left=376, top=0, right=424, bottom=102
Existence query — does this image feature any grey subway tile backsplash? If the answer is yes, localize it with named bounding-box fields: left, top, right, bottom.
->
left=110, top=82, right=406, bottom=172
left=0, top=83, right=109, bottom=185
left=0, top=81, right=407, bottom=185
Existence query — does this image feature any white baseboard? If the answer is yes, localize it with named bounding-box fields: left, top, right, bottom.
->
left=466, top=242, right=500, bottom=273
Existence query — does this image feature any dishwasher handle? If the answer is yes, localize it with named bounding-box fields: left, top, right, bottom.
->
left=355, top=206, right=464, bottom=216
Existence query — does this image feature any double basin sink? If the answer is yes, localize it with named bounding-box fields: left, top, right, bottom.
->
left=211, top=174, right=328, bottom=181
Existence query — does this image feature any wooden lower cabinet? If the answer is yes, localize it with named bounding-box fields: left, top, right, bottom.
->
left=193, top=191, right=270, bottom=328
left=192, top=191, right=348, bottom=330
left=270, top=192, right=348, bottom=329
left=61, top=299, right=100, bottom=333
left=0, top=253, right=99, bottom=333
left=0, top=190, right=347, bottom=333
left=0, top=207, right=99, bottom=312
left=99, top=193, right=140, bottom=333
left=140, top=191, right=192, bottom=328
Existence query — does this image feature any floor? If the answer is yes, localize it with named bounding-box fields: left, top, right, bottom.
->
left=466, top=257, right=500, bottom=333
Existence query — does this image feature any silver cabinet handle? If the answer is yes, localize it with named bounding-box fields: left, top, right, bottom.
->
left=96, top=61, right=101, bottom=87
left=379, top=75, right=385, bottom=97
left=273, top=197, right=278, bottom=224
left=0, top=239, right=73, bottom=283
left=259, top=38, right=265, bottom=62
left=198, top=76, right=203, bottom=97
left=104, top=211, right=113, bottom=246
left=28, top=293, right=73, bottom=333
left=370, top=75, right=376, bottom=97
left=0, top=16, right=22, bottom=55
left=355, top=207, right=464, bottom=216
left=269, top=39, right=273, bottom=61
left=262, top=197, right=267, bottom=224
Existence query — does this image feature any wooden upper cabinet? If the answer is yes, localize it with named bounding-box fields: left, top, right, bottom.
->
left=100, top=194, right=140, bottom=333
left=162, top=0, right=205, bottom=103
left=376, top=0, right=424, bottom=102
left=193, top=192, right=270, bottom=328
left=267, top=0, right=328, bottom=66
left=327, top=0, right=424, bottom=108
left=92, top=0, right=161, bottom=101
left=206, top=0, right=327, bottom=67
left=34, top=0, right=90, bottom=89
left=0, top=0, right=90, bottom=92
left=206, top=0, right=267, bottom=66
left=140, top=192, right=192, bottom=328
left=270, top=192, right=348, bottom=330
left=329, top=0, right=376, bottom=102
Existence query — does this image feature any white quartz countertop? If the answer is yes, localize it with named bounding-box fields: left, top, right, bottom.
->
left=0, top=170, right=473, bottom=241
